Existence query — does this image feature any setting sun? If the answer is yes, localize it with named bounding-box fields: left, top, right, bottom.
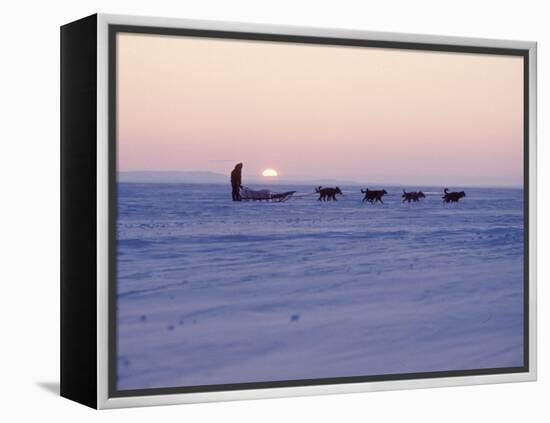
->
left=262, top=169, right=278, bottom=177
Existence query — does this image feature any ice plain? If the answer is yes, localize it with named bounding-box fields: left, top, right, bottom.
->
left=116, top=183, right=524, bottom=390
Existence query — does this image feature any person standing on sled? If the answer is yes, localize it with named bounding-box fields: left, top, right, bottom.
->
left=230, top=163, right=243, bottom=201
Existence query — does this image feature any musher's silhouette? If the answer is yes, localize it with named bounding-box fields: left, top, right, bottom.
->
left=230, top=163, right=243, bottom=201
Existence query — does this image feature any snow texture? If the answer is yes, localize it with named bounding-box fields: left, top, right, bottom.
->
left=116, top=183, right=524, bottom=390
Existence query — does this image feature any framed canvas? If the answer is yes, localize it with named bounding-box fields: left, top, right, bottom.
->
left=60, top=13, right=537, bottom=409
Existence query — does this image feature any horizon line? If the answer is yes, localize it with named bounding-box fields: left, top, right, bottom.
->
left=117, top=178, right=523, bottom=190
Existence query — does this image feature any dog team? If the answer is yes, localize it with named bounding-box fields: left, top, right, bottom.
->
left=315, top=186, right=466, bottom=203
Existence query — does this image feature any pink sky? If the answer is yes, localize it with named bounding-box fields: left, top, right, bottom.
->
left=117, top=32, right=524, bottom=186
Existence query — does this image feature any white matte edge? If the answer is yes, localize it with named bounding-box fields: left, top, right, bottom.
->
left=97, top=13, right=109, bottom=409
left=95, top=13, right=537, bottom=409
left=528, top=43, right=537, bottom=382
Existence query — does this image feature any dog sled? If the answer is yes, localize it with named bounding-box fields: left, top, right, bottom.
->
left=240, top=186, right=296, bottom=202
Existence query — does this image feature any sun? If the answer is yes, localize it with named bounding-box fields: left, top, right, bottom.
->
left=262, top=169, right=278, bottom=177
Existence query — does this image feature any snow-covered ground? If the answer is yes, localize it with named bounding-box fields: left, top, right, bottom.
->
left=116, top=183, right=524, bottom=390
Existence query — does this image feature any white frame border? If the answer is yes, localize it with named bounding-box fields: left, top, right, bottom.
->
left=96, top=13, right=537, bottom=409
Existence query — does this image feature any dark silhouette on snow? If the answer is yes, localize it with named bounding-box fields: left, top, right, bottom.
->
left=442, top=188, right=466, bottom=203
left=230, top=163, right=243, bottom=201
left=361, top=188, right=387, bottom=203
left=402, top=190, right=426, bottom=203
left=315, top=186, right=343, bottom=201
